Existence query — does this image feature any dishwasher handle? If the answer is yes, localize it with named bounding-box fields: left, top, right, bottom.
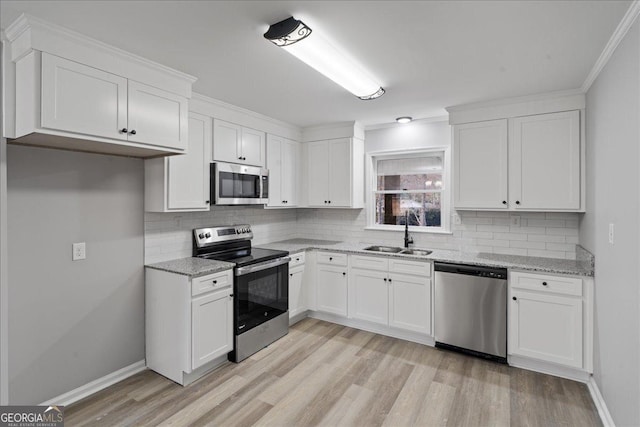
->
left=434, top=262, right=507, bottom=279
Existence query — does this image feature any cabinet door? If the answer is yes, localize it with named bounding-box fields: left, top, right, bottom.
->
left=266, top=135, right=284, bottom=207
left=351, top=269, right=389, bottom=325
left=166, top=113, right=211, bottom=210
left=509, top=290, right=583, bottom=368
left=213, top=120, right=241, bottom=163
left=282, top=140, right=299, bottom=206
left=453, top=120, right=508, bottom=209
left=389, top=273, right=430, bottom=334
left=316, top=264, right=348, bottom=316
left=307, top=141, right=330, bottom=206
left=240, top=127, right=266, bottom=167
left=127, top=80, right=188, bottom=150
left=509, top=111, right=580, bottom=210
left=288, top=265, right=305, bottom=318
left=328, top=138, right=352, bottom=206
left=192, top=289, right=233, bottom=370
left=41, top=53, right=128, bottom=141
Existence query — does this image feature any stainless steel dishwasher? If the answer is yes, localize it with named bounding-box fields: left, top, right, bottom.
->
left=434, top=262, right=508, bottom=363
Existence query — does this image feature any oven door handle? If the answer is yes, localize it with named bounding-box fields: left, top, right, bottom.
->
left=235, top=256, right=291, bottom=276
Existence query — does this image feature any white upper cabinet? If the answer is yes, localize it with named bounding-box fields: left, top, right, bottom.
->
left=267, top=134, right=299, bottom=207
left=145, top=112, right=211, bottom=212
left=306, top=138, right=364, bottom=208
left=127, top=80, right=188, bottom=150
left=5, top=15, right=196, bottom=158
left=454, top=120, right=508, bottom=209
left=41, top=53, right=128, bottom=141
left=509, top=111, right=580, bottom=210
left=449, top=92, right=585, bottom=212
left=39, top=54, right=189, bottom=152
left=213, top=119, right=265, bottom=167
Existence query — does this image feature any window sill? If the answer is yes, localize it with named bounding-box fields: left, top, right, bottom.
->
left=364, top=226, right=453, bottom=235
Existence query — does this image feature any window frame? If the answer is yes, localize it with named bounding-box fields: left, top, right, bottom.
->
left=365, top=147, right=451, bottom=234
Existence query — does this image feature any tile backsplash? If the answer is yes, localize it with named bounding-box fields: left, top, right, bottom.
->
left=145, top=206, right=580, bottom=263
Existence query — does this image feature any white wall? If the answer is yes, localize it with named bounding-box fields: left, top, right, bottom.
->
left=298, top=120, right=581, bottom=259
left=7, top=145, right=144, bottom=404
left=579, top=18, right=640, bottom=427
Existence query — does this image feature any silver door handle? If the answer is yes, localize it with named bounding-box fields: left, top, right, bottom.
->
left=235, top=256, right=291, bottom=276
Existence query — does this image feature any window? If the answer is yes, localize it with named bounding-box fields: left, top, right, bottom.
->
left=369, top=149, right=449, bottom=232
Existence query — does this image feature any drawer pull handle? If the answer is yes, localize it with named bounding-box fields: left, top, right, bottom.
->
left=542, top=281, right=548, bottom=286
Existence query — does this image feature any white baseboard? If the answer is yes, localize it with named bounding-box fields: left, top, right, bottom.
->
left=40, top=360, right=146, bottom=406
left=507, top=355, right=590, bottom=383
left=587, top=377, right=616, bottom=427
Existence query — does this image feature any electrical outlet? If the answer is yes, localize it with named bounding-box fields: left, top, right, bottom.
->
left=453, top=214, right=461, bottom=225
left=511, top=216, right=521, bottom=227
left=72, top=242, right=86, bottom=261
left=608, top=223, right=614, bottom=244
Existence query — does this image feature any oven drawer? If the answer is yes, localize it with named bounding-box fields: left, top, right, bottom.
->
left=317, top=252, right=347, bottom=266
left=289, top=252, right=306, bottom=268
left=192, top=270, right=233, bottom=297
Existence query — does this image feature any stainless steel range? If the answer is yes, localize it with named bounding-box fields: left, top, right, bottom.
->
left=193, top=225, right=290, bottom=362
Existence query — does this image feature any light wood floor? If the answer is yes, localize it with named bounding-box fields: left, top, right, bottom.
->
left=65, top=318, right=601, bottom=427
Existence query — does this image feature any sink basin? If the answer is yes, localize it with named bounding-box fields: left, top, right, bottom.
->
left=363, top=245, right=403, bottom=253
left=399, top=248, right=433, bottom=256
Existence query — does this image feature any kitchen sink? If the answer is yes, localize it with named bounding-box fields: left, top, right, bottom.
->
left=363, top=245, right=404, bottom=253
left=399, top=248, right=433, bottom=256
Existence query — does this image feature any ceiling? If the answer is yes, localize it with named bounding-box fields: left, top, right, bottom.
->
left=0, top=1, right=632, bottom=128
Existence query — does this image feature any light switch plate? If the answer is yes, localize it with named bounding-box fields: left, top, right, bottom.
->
left=453, top=214, right=461, bottom=225
left=511, top=216, right=521, bottom=227
left=608, top=223, right=614, bottom=244
left=72, top=242, right=86, bottom=261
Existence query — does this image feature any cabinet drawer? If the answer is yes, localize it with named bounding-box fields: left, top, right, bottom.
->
left=510, top=272, right=582, bottom=297
left=289, top=252, right=306, bottom=268
left=389, top=259, right=431, bottom=277
left=317, top=252, right=347, bottom=266
left=192, top=270, right=233, bottom=297
left=351, top=255, right=389, bottom=272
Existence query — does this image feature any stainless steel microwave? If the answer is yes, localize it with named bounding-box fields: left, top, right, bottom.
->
left=210, top=162, right=268, bottom=205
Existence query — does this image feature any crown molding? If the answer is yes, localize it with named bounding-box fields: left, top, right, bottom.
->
left=581, top=0, right=640, bottom=93
left=4, top=14, right=197, bottom=84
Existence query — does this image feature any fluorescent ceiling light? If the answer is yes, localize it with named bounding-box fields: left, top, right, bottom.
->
left=396, top=116, right=412, bottom=124
left=264, top=17, right=385, bottom=100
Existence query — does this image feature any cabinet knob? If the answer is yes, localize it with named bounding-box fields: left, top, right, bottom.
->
left=512, top=296, right=517, bottom=301
left=329, top=257, right=333, bottom=261
left=328, top=201, right=331, bottom=204
left=296, top=258, right=300, bottom=261
left=238, top=156, right=242, bottom=160
left=542, top=281, right=548, bottom=286
left=205, top=200, right=210, bottom=204
left=290, top=273, right=293, bottom=277
left=384, top=278, right=387, bottom=282
left=212, top=280, right=217, bottom=284
left=342, top=272, right=346, bottom=276
left=324, top=201, right=328, bottom=204
left=230, top=294, right=234, bottom=297
left=515, top=200, right=521, bottom=205
left=502, top=200, right=507, bottom=205
left=388, top=278, right=392, bottom=283
left=120, top=128, right=128, bottom=134
left=129, top=129, right=137, bottom=135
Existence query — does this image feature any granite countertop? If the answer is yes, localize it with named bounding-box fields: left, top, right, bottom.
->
left=256, top=239, right=594, bottom=277
left=145, top=257, right=235, bottom=277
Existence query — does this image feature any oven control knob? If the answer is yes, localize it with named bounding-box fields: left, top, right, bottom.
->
left=247, top=227, right=251, bottom=233
left=198, top=233, right=205, bottom=239
left=243, top=228, right=249, bottom=233
left=205, top=233, right=211, bottom=238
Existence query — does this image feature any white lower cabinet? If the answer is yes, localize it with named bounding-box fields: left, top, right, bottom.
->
left=316, top=253, right=348, bottom=316
left=146, top=268, right=234, bottom=385
left=192, top=288, right=233, bottom=369
left=388, top=272, right=431, bottom=334
left=349, top=255, right=432, bottom=335
left=288, top=253, right=306, bottom=318
left=508, top=271, right=587, bottom=370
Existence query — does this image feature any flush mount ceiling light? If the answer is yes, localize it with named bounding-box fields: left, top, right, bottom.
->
left=264, top=17, right=385, bottom=100
left=396, top=116, right=413, bottom=124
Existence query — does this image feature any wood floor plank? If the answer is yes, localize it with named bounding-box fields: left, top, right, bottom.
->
left=64, top=318, right=601, bottom=427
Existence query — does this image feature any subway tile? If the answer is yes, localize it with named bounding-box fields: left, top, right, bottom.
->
left=527, top=249, right=567, bottom=259
left=512, top=226, right=546, bottom=234
left=476, top=239, right=510, bottom=248
left=527, top=219, right=567, bottom=228
left=494, top=232, right=528, bottom=241
left=510, top=240, right=546, bottom=250
left=528, top=234, right=566, bottom=243
left=462, top=231, right=493, bottom=239
left=493, top=247, right=528, bottom=256
left=546, top=242, right=577, bottom=252
left=477, top=224, right=511, bottom=232
left=546, top=227, right=579, bottom=236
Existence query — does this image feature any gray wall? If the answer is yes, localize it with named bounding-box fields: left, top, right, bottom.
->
left=579, top=19, right=640, bottom=426
left=7, top=145, right=144, bottom=404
